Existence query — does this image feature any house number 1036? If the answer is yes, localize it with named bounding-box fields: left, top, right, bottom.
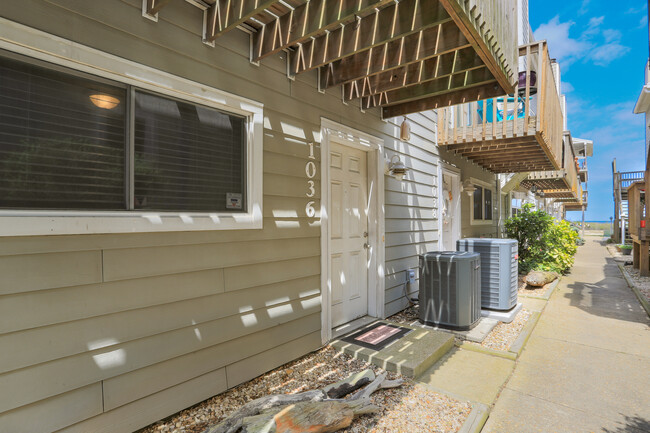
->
left=305, top=142, right=316, bottom=217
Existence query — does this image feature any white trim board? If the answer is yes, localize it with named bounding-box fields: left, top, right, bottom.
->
left=319, top=118, right=385, bottom=345
left=0, top=18, right=264, bottom=236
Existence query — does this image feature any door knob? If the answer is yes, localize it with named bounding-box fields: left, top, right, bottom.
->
left=363, top=243, right=370, bottom=249
left=363, top=231, right=368, bottom=237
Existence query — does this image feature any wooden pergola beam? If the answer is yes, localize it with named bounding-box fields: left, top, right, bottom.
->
left=438, top=0, right=514, bottom=94
left=382, top=80, right=504, bottom=118
left=251, top=0, right=395, bottom=62
left=361, top=69, right=495, bottom=108
left=459, top=149, right=544, bottom=159
left=471, top=157, right=551, bottom=167
left=205, top=0, right=279, bottom=42
left=488, top=162, right=553, bottom=171
left=319, top=21, right=469, bottom=89
left=342, top=47, right=484, bottom=99
left=144, top=0, right=171, bottom=17
left=443, top=140, right=539, bottom=152
left=291, top=0, right=451, bottom=75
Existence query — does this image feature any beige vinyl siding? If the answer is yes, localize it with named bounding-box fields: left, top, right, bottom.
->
left=439, top=149, right=500, bottom=238
left=383, top=110, right=440, bottom=317
left=0, top=1, right=442, bottom=432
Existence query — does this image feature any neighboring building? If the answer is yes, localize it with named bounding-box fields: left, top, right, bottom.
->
left=629, top=56, right=650, bottom=275
left=0, top=1, right=520, bottom=432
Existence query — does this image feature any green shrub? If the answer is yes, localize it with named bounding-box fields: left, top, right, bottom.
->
left=619, top=244, right=633, bottom=250
left=505, top=203, right=579, bottom=274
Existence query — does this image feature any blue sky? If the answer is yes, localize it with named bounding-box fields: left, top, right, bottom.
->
left=529, top=0, right=648, bottom=221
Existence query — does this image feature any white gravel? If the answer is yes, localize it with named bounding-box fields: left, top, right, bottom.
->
left=478, top=308, right=532, bottom=351
left=623, top=265, right=650, bottom=303
left=138, top=345, right=472, bottom=433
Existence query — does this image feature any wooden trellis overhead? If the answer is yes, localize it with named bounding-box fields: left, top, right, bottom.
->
left=142, top=0, right=517, bottom=118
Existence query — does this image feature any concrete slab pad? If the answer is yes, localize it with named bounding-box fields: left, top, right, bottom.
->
left=416, top=348, right=514, bottom=405
left=483, top=388, right=650, bottom=433
left=331, top=321, right=454, bottom=378
left=509, top=336, right=650, bottom=422
left=413, top=317, right=499, bottom=343
left=481, top=303, right=522, bottom=323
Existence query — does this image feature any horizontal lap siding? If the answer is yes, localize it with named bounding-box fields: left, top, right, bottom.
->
left=438, top=149, right=499, bottom=238
left=384, top=112, right=440, bottom=318
left=0, top=1, right=443, bottom=432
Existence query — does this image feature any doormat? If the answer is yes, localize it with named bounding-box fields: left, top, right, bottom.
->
left=340, top=323, right=412, bottom=350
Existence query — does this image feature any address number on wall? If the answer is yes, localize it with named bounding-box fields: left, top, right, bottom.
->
left=305, top=142, right=316, bottom=217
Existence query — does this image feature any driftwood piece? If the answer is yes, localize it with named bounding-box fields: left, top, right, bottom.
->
left=203, top=370, right=402, bottom=433
left=239, top=399, right=380, bottom=433
left=321, top=369, right=375, bottom=399
left=205, top=390, right=326, bottom=433
left=524, top=271, right=559, bottom=287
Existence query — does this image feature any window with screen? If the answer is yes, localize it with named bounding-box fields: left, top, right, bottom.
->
left=0, top=53, right=248, bottom=213
left=473, top=186, right=483, bottom=220
left=134, top=91, right=246, bottom=212
left=472, top=185, right=493, bottom=222
left=0, top=56, right=126, bottom=210
left=484, top=189, right=493, bottom=220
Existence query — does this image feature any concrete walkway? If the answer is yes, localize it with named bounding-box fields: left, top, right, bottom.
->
left=483, top=238, right=650, bottom=433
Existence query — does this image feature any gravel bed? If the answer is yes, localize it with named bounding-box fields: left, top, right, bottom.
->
left=517, top=275, right=552, bottom=297
left=389, top=304, right=419, bottom=325
left=138, top=345, right=471, bottom=433
left=478, top=308, right=532, bottom=351
left=623, top=265, right=650, bottom=303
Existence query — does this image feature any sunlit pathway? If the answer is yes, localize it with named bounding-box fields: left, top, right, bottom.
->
left=483, top=237, right=650, bottom=432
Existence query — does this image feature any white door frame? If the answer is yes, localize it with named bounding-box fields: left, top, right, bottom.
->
left=438, top=163, right=461, bottom=250
left=320, top=118, right=385, bottom=345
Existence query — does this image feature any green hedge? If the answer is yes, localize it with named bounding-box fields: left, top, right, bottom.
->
left=505, top=203, right=579, bottom=274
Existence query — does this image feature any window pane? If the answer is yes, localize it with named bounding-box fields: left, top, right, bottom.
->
left=133, top=91, right=246, bottom=212
left=473, top=186, right=482, bottom=220
left=484, top=189, right=492, bottom=220
left=0, top=55, right=126, bottom=210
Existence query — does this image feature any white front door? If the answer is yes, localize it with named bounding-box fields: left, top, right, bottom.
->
left=441, top=170, right=461, bottom=251
left=330, top=141, right=369, bottom=327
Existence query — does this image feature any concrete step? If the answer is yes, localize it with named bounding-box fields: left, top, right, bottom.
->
left=331, top=320, right=454, bottom=378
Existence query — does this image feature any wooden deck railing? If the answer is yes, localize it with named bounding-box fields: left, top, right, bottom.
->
left=446, top=0, right=518, bottom=85
left=437, top=41, right=564, bottom=171
left=565, top=135, right=580, bottom=196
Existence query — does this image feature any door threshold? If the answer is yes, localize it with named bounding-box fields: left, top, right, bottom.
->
left=331, top=315, right=378, bottom=340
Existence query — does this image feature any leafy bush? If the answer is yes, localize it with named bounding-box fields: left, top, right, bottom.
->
left=619, top=244, right=633, bottom=250
left=505, top=203, right=579, bottom=274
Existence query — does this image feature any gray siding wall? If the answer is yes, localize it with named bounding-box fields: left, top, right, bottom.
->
left=439, top=150, right=500, bottom=238
left=0, top=1, right=441, bottom=432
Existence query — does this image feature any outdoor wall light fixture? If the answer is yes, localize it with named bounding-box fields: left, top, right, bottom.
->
left=400, top=117, right=411, bottom=141
left=388, top=155, right=409, bottom=180
left=538, top=191, right=545, bottom=198
left=89, top=94, right=120, bottom=109
left=462, top=179, right=476, bottom=196
left=530, top=184, right=538, bottom=193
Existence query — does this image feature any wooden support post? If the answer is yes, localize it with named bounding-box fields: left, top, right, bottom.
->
left=641, top=241, right=650, bottom=277
left=633, top=241, right=640, bottom=269
left=642, top=168, right=650, bottom=276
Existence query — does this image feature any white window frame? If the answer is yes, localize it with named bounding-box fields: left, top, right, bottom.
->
left=0, top=18, right=263, bottom=236
left=469, top=177, right=494, bottom=226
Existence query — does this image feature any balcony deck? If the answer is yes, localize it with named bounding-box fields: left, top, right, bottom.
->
left=520, top=131, right=581, bottom=200
left=138, top=0, right=518, bottom=118
left=437, top=41, right=564, bottom=173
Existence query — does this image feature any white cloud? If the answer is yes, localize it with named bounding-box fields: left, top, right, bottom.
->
left=533, top=17, right=590, bottom=66
left=533, top=15, right=630, bottom=68
left=562, top=82, right=575, bottom=93
left=578, top=0, right=591, bottom=15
